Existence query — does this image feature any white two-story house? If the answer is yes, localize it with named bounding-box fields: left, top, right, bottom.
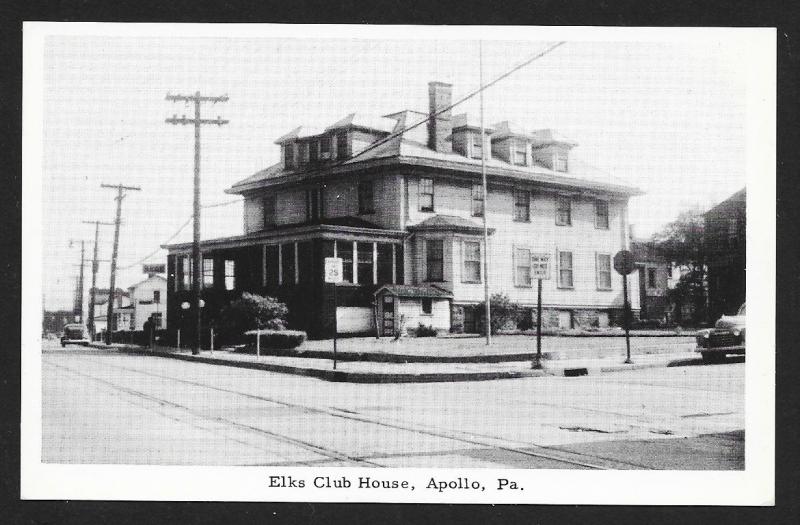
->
left=164, top=81, right=642, bottom=339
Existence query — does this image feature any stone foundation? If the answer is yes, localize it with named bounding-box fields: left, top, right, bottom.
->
left=451, top=304, right=641, bottom=332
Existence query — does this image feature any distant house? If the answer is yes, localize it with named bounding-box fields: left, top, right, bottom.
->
left=705, top=188, right=746, bottom=319
left=127, top=275, right=167, bottom=330
left=630, top=240, right=672, bottom=321
left=91, top=288, right=131, bottom=336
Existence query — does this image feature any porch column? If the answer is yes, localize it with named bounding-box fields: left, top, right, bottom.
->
left=278, top=244, right=283, bottom=285
left=372, top=242, right=378, bottom=284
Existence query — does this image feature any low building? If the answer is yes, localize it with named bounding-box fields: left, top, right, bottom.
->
left=164, top=81, right=643, bottom=339
left=630, top=240, right=672, bottom=322
left=127, top=275, right=167, bottom=330
left=705, top=188, right=746, bottom=319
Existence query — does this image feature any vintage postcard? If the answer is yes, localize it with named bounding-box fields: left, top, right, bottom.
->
left=21, top=23, right=775, bottom=504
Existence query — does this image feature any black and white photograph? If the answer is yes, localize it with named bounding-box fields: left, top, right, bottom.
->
left=21, top=23, right=775, bottom=504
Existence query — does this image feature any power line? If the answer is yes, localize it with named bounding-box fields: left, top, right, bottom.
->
left=116, top=198, right=240, bottom=271
left=334, top=41, right=567, bottom=167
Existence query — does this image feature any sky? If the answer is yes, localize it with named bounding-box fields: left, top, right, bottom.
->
left=36, top=27, right=752, bottom=310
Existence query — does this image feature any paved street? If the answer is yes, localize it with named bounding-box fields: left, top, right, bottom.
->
left=41, top=340, right=744, bottom=470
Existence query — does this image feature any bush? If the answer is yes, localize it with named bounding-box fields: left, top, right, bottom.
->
left=237, top=329, right=307, bottom=352
left=414, top=324, right=438, bottom=337
left=217, top=292, right=288, bottom=344
left=476, top=293, right=521, bottom=335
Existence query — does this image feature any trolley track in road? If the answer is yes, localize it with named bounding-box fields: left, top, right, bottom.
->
left=44, top=353, right=660, bottom=470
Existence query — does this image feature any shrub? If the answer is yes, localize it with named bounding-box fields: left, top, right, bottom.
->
left=476, top=293, right=521, bottom=335
left=238, top=329, right=307, bottom=352
left=415, top=324, right=438, bottom=337
left=217, top=292, right=288, bottom=344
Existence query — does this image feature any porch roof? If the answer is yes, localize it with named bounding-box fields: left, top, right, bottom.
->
left=374, top=284, right=453, bottom=299
left=407, top=214, right=495, bottom=235
left=162, top=217, right=407, bottom=254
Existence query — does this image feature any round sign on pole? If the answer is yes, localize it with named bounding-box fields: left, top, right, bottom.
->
left=613, top=250, right=636, bottom=275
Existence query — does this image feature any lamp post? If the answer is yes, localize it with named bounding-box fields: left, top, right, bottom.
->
left=179, top=301, right=190, bottom=349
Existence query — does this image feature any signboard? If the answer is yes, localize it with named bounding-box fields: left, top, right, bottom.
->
left=613, top=250, right=636, bottom=275
left=530, top=253, right=551, bottom=280
left=143, top=263, right=166, bottom=275
left=324, top=257, right=344, bottom=284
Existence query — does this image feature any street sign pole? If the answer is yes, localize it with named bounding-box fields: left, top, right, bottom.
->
left=622, top=274, right=632, bottom=364
left=613, top=250, right=636, bottom=365
left=333, top=283, right=338, bottom=370
left=530, top=253, right=551, bottom=370
left=533, top=277, right=543, bottom=369
left=324, top=256, right=343, bottom=371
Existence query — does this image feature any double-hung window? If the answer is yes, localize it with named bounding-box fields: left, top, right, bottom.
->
left=595, top=200, right=609, bottom=229
left=336, top=132, right=348, bottom=159
left=514, top=189, right=530, bottom=222
left=513, top=140, right=527, bottom=166
left=224, top=260, right=235, bottom=291
left=308, top=140, right=318, bottom=162
left=515, top=247, right=532, bottom=287
left=181, top=256, right=191, bottom=290
left=471, top=132, right=484, bottom=159
left=306, top=188, right=321, bottom=222
left=202, top=258, right=214, bottom=288
left=263, top=194, right=276, bottom=228
left=462, top=241, right=481, bottom=283
left=596, top=253, right=612, bottom=290
left=426, top=239, right=444, bottom=282
left=320, top=136, right=332, bottom=159
left=358, top=180, right=375, bottom=215
left=471, top=184, right=484, bottom=217
left=284, top=144, right=294, bottom=169
left=338, top=241, right=353, bottom=283
left=558, top=251, right=574, bottom=288
left=556, top=197, right=572, bottom=226
left=357, top=242, right=374, bottom=285
left=648, top=268, right=657, bottom=289
left=554, top=149, right=568, bottom=172
left=419, top=178, right=434, bottom=212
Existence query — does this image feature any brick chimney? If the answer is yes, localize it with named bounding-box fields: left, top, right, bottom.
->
left=427, top=81, right=453, bottom=153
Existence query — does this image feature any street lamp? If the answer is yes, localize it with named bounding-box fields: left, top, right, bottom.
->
left=179, top=301, right=190, bottom=349
left=178, top=300, right=204, bottom=350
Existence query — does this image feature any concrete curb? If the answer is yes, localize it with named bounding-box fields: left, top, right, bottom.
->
left=89, top=343, right=699, bottom=383
left=99, top=344, right=549, bottom=383
left=260, top=347, right=564, bottom=364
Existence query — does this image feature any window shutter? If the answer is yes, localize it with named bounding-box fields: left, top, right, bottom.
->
left=595, top=252, right=599, bottom=289
left=512, top=245, right=518, bottom=286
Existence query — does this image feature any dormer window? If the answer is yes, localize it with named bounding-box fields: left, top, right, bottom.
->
left=471, top=132, right=484, bottom=160
left=298, top=142, right=309, bottom=164
left=554, top=149, right=568, bottom=172
left=513, top=140, right=527, bottom=166
left=320, top=136, right=332, bottom=160
left=336, top=132, right=348, bottom=159
left=308, top=140, right=319, bottom=162
left=284, top=144, right=295, bottom=169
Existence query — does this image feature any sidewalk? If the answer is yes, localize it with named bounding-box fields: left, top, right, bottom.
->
left=88, top=341, right=701, bottom=383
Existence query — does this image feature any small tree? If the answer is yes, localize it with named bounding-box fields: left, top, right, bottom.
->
left=651, top=208, right=709, bottom=325
left=217, top=292, right=288, bottom=344
left=477, top=293, right=520, bottom=335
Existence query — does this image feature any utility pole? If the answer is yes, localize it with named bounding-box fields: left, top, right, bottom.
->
left=101, top=183, right=141, bottom=345
left=479, top=40, right=491, bottom=345
left=165, top=91, right=228, bottom=355
left=68, top=239, right=87, bottom=323
left=83, top=220, right=113, bottom=339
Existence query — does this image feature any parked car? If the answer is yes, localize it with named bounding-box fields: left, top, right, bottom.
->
left=695, top=303, right=745, bottom=363
left=60, top=323, right=90, bottom=347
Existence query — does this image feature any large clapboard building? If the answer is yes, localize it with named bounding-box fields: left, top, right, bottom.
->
left=164, top=81, right=642, bottom=339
